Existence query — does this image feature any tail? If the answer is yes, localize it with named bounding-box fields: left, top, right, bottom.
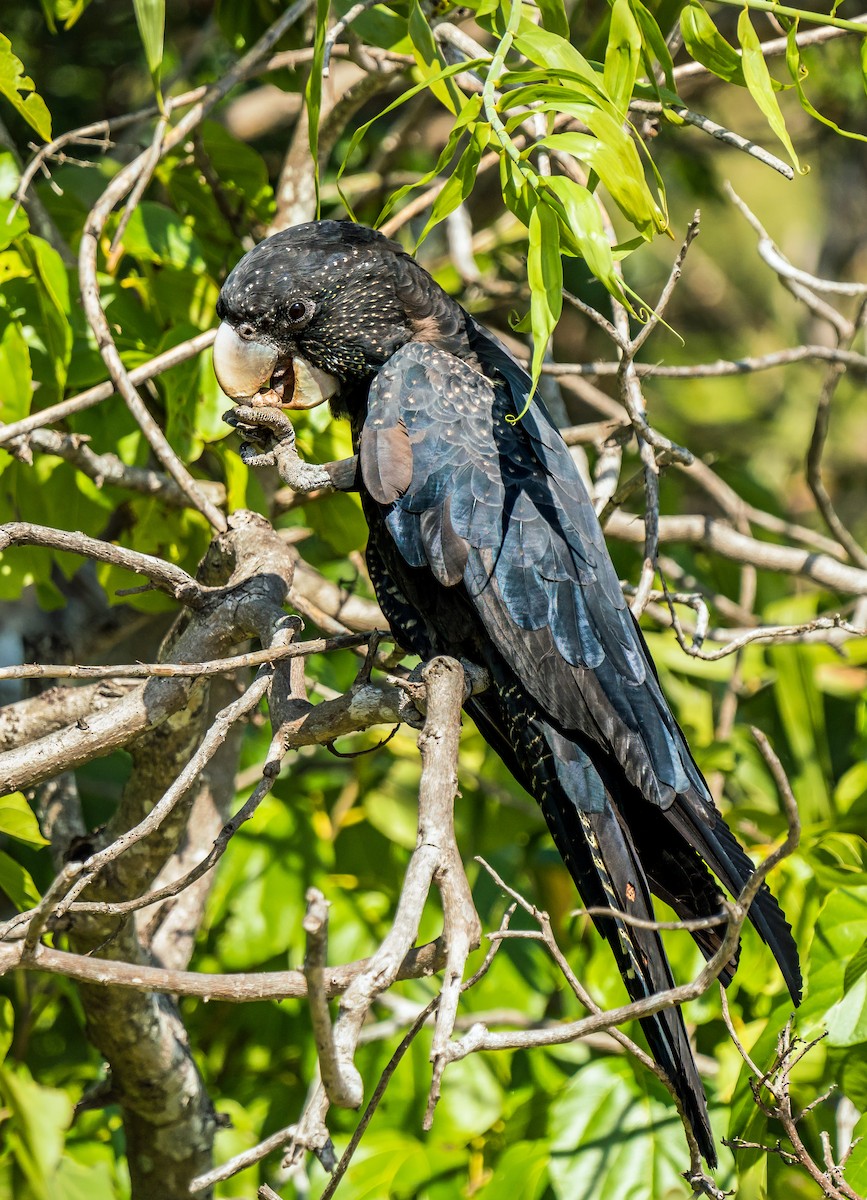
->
left=467, top=692, right=719, bottom=1165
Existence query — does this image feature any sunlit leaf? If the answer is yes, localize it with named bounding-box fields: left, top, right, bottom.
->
left=0, top=34, right=51, bottom=140
left=680, top=1, right=746, bottom=87
left=408, top=0, right=464, bottom=115
left=0, top=792, right=48, bottom=845
left=738, top=9, right=802, bottom=173
left=604, top=0, right=642, bottom=118
left=631, top=0, right=676, bottom=92
left=785, top=23, right=867, bottom=143
left=305, top=0, right=331, bottom=212
left=0, top=850, right=41, bottom=910
left=377, top=94, right=483, bottom=227
left=418, top=124, right=489, bottom=242
left=133, top=0, right=165, bottom=92
left=524, top=196, right=562, bottom=404
left=541, top=174, right=624, bottom=300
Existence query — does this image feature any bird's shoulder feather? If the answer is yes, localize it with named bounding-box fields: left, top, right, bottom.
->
left=360, top=339, right=703, bottom=807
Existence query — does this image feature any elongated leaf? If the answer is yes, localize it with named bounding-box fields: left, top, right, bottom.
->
left=0, top=34, right=51, bottom=140
left=549, top=1060, right=687, bottom=1200
left=418, top=124, right=489, bottom=242
left=542, top=174, right=624, bottom=301
left=408, top=0, right=464, bottom=115
left=525, top=197, right=562, bottom=403
left=18, top=235, right=72, bottom=398
left=537, top=127, right=666, bottom=237
left=0, top=849, right=40, bottom=910
left=305, top=0, right=331, bottom=213
left=785, top=23, right=867, bottom=143
left=631, top=0, right=676, bottom=92
left=0, top=321, right=32, bottom=477
left=0, top=997, right=12, bottom=1062
left=738, top=9, right=802, bottom=172
left=845, top=937, right=867, bottom=994
left=0, top=793, right=48, bottom=846
left=536, top=0, right=569, bottom=38
left=604, top=0, right=642, bottom=118
left=377, top=95, right=484, bottom=226
left=680, top=0, right=746, bottom=87
left=336, top=58, right=486, bottom=214
left=133, top=0, right=165, bottom=88
left=514, top=24, right=614, bottom=109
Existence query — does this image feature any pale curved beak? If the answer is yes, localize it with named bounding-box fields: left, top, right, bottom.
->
left=287, top=357, right=340, bottom=410
left=212, top=321, right=339, bottom=410
left=213, top=321, right=278, bottom=401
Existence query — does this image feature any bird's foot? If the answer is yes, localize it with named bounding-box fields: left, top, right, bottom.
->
left=224, top=404, right=337, bottom=493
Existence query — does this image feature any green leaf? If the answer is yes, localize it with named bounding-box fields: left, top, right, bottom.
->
left=0, top=997, right=12, bottom=1062
left=631, top=0, right=676, bottom=92
left=541, top=174, right=622, bottom=299
left=0, top=321, right=32, bottom=476
left=0, top=849, right=41, bottom=910
left=18, top=235, right=72, bottom=398
left=827, top=973, right=867, bottom=1046
left=39, top=0, right=94, bottom=31
left=337, top=58, right=487, bottom=214
left=305, top=0, right=332, bottom=213
left=535, top=125, right=666, bottom=238
left=604, top=0, right=642, bottom=118
left=845, top=937, right=867, bottom=994
left=680, top=1, right=746, bottom=87
left=535, top=0, right=569, bottom=38
left=133, top=0, right=165, bottom=90
left=418, top=124, right=488, bottom=243
left=0, top=792, right=48, bottom=846
left=115, top=201, right=206, bottom=271
left=408, top=0, right=464, bottom=115
left=846, top=1113, right=867, bottom=1194
left=738, top=8, right=802, bottom=172
left=785, top=23, right=867, bottom=144
left=514, top=24, right=613, bottom=108
left=801, top=887, right=867, bottom=1034
left=0, top=34, right=51, bottom=140
left=0, top=1066, right=74, bottom=1195
left=549, top=1059, right=687, bottom=1200
left=479, top=1141, right=550, bottom=1199
left=377, top=94, right=483, bottom=227
left=524, top=197, right=562, bottom=409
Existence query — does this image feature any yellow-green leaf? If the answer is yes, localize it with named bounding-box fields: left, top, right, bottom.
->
left=0, top=34, right=51, bottom=141
left=680, top=1, right=746, bottom=87
left=133, top=0, right=165, bottom=87
left=0, top=850, right=41, bottom=910
left=604, top=0, right=642, bottom=118
left=542, top=175, right=624, bottom=301
left=526, top=198, right=562, bottom=402
left=0, top=792, right=48, bottom=846
left=738, top=8, right=803, bottom=173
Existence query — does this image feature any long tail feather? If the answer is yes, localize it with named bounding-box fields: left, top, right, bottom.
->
left=467, top=691, right=718, bottom=1164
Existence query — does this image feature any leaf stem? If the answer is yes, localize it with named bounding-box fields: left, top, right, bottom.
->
left=714, top=0, right=867, bottom=35
left=483, top=0, right=532, bottom=173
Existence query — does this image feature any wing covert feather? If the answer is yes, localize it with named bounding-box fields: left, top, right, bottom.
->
left=361, top=340, right=698, bottom=806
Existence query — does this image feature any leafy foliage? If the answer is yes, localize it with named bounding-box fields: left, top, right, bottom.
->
left=0, top=2, right=866, bottom=1199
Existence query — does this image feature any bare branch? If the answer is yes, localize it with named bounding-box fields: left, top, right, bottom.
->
left=605, top=510, right=867, bottom=595
left=0, top=522, right=203, bottom=606
left=0, top=330, right=217, bottom=448
left=0, top=631, right=379, bottom=682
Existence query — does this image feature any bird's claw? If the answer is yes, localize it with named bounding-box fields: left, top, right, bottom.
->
left=223, top=404, right=335, bottom=493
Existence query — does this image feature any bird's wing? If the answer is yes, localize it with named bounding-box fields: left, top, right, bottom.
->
left=361, top=339, right=801, bottom=1004
left=360, top=338, right=699, bottom=807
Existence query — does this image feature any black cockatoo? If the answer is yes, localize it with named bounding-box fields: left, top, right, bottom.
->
left=213, top=220, right=800, bottom=1163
